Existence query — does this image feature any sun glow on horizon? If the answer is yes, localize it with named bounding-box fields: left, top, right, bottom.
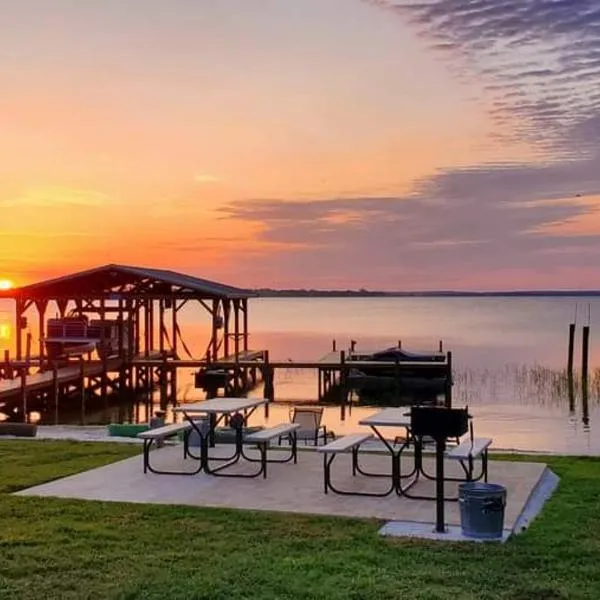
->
left=0, top=279, right=14, bottom=291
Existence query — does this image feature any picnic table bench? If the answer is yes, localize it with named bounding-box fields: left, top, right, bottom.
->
left=447, top=437, right=492, bottom=482
left=139, top=422, right=200, bottom=475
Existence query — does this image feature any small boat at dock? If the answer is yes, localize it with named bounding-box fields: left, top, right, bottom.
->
left=45, top=314, right=127, bottom=360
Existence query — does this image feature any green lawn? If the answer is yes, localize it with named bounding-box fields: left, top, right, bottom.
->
left=0, top=441, right=599, bottom=600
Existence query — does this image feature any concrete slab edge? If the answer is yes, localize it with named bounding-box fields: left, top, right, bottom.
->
left=378, top=467, right=559, bottom=543
left=511, top=467, right=560, bottom=536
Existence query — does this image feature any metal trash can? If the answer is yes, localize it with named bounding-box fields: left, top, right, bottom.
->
left=149, top=411, right=166, bottom=447
left=459, top=482, right=507, bottom=539
left=186, top=419, right=210, bottom=447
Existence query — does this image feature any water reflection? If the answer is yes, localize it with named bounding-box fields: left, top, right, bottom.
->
left=1, top=296, right=600, bottom=454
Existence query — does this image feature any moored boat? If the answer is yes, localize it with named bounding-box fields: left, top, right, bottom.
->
left=44, top=314, right=127, bottom=360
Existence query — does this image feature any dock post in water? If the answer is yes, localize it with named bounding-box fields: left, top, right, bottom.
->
left=582, top=324, right=590, bottom=383
left=340, top=350, right=347, bottom=421
left=79, top=357, right=86, bottom=425
left=53, top=365, right=59, bottom=424
left=567, top=322, right=576, bottom=375
left=20, top=368, right=27, bottom=423
left=263, top=350, right=273, bottom=418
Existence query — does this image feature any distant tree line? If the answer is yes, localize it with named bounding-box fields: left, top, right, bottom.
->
left=252, top=289, right=600, bottom=298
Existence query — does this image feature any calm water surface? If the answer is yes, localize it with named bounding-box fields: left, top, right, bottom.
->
left=1, top=297, right=599, bottom=454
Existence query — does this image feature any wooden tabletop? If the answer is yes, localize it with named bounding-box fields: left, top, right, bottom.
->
left=359, top=408, right=412, bottom=428
left=173, top=398, right=267, bottom=415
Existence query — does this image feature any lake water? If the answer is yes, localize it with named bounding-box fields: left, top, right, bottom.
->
left=1, top=296, right=599, bottom=455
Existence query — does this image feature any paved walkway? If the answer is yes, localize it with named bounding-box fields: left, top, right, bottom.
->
left=17, top=444, right=547, bottom=530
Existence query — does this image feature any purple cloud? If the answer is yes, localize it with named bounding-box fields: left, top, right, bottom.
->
left=366, top=0, right=600, bottom=155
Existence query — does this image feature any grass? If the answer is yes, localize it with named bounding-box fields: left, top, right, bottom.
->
left=0, top=441, right=599, bottom=600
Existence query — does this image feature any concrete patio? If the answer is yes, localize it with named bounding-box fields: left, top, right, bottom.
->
left=16, top=442, right=553, bottom=539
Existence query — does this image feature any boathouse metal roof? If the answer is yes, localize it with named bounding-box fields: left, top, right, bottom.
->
left=3, top=264, right=255, bottom=300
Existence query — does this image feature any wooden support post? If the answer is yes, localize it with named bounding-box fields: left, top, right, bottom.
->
left=567, top=370, right=575, bottom=414
left=159, top=299, right=165, bottom=355
left=148, top=299, right=154, bottom=353
left=100, top=297, right=108, bottom=404
left=223, top=300, right=230, bottom=358
left=3, top=350, right=11, bottom=380
left=582, top=325, right=590, bottom=383
left=233, top=299, right=240, bottom=358
left=36, top=299, right=48, bottom=366
left=582, top=375, right=590, bottom=428
left=172, top=300, right=178, bottom=359
left=263, top=350, right=273, bottom=416
left=144, top=299, right=150, bottom=357
left=567, top=323, right=575, bottom=375
left=127, top=300, right=135, bottom=360
left=340, top=350, right=346, bottom=421
left=53, top=365, right=59, bottom=424
left=318, top=368, right=322, bottom=401
left=242, top=298, right=248, bottom=352
left=133, top=300, right=140, bottom=356
left=211, top=299, right=219, bottom=361
left=15, top=298, right=23, bottom=360
left=20, top=368, right=27, bottom=423
left=117, top=298, right=124, bottom=359
left=25, top=333, right=32, bottom=367
left=159, top=353, right=168, bottom=407
left=439, top=340, right=443, bottom=353
left=79, top=357, right=86, bottom=425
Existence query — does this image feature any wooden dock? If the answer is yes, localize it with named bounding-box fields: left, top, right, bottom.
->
left=0, top=358, right=124, bottom=402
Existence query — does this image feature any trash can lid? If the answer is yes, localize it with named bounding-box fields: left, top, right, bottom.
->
left=458, top=482, right=506, bottom=494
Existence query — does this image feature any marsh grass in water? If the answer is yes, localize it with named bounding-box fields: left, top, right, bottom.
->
left=0, top=441, right=599, bottom=599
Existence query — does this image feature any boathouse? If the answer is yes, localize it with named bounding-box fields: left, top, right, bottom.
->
left=0, top=264, right=258, bottom=421
left=2, top=263, right=255, bottom=363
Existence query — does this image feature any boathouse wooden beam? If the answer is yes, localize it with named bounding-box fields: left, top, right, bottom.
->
left=171, top=300, right=178, bottom=358
left=242, top=298, right=249, bottom=352
left=148, top=299, right=155, bottom=352
left=15, top=298, right=23, bottom=360
left=56, top=298, right=69, bottom=317
left=34, top=299, right=48, bottom=364
left=211, top=298, right=219, bottom=361
left=158, top=297, right=165, bottom=355
left=223, top=299, right=230, bottom=358
left=233, top=298, right=240, bottom=360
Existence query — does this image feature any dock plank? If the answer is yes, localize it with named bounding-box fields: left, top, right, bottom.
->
left=0, top=358, right=123, bottom=400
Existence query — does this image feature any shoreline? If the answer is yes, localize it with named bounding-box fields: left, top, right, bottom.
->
left=1, top=425, right=598, bottom=457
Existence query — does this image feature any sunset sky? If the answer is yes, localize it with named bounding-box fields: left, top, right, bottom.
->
left=2, top=0, right=600, bottom=290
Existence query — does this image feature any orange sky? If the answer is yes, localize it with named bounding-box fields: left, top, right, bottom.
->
left=2, top=0, right=599, bottom=290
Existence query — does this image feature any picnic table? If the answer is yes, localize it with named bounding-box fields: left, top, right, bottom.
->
left=358, top=408, right=421, bottom=496
left=173, top=397, right=267, bottom=477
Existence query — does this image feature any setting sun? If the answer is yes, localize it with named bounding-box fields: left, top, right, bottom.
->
left=0, top=279, right=13, bottom=291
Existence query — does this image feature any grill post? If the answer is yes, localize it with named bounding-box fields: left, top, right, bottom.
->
left=435, top=437, right=446, bottom=533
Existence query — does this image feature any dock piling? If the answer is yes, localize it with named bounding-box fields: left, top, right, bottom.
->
left=581, top=325, right=590, bottom=383
left=567, top=322, right=576, bottom=375
left=20, top=368, right=27, bottom=423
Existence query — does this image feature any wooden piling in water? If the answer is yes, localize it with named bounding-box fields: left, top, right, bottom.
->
left=567, top=322, right=576, bottom=374
left=582, top=325, right=590, bottom=383
left=340, top=350, right=346, bottom=421
left=79, top=357, right=86, bottom=424
left=20, top=368, right=27, bottom=423
left=52, top=365, right=59, bottom=424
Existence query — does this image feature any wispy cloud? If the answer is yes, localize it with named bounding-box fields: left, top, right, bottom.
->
left=366, top=0, right=600, bottom=156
